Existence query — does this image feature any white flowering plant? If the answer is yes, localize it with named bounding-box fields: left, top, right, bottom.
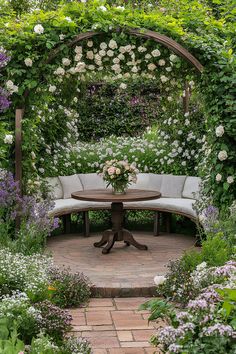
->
left=100, top=159, right=138, bottom=193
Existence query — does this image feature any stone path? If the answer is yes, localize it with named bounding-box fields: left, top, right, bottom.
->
left=69, top=297, right=160, bottom=354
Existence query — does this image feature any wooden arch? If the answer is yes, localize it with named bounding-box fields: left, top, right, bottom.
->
left=15, top=28, right=204, bottom=190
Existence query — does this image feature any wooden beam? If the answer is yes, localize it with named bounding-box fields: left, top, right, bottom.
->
left=15, top=108, right=24, bottom=194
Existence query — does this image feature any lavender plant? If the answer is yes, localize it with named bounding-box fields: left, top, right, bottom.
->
left=0, top=171, right=59, bottom=254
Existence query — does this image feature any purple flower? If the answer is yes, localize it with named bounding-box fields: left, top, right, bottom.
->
left=187, top=299, right=208, bottom=310
left=214, top=262, right=236, bottom=277
left=200, top=205, right=219, bottom=232
left=201, top=323, right=236, bottom=338
left=0, top=88, right=11, bottom=112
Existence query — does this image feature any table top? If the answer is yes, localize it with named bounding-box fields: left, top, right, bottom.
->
left=71, top=189, right=161, bottom=203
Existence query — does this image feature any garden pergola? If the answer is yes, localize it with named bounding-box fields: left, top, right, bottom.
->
left=15, top=27, right=204, bottom=191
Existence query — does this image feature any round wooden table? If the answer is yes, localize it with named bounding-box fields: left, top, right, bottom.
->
left=71, top=189, right=161, bottom=254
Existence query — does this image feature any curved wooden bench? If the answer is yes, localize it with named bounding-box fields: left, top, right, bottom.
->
left=47, top=173, right=200, bottom=236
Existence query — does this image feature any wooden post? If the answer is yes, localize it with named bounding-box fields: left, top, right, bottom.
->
left=183, top=81, right=190, bottom=113
left=15, top=108, right=24, bottom=194
left=154, top=211, right=160, bottom=236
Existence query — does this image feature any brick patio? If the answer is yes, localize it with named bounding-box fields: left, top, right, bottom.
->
left=47, top=231, right=195, bottom=296
left=69, top=297, right=161, bottom=354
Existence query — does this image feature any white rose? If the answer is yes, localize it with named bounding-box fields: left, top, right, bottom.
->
left=147, top=63, right=156, bottom=71
left=54, top=67, right=65, bottom=75
left=59, top=34, right=65, bottom=41
left=118, top=53, right=125, bottom=60
left=86, top=51, right=94, bottom=60
left=109, top=39, right=118, bottom=49
left=34, top=24, right=44, bottom=34
left=170, top=54, right=177, bottom=62
left=167, top=96, right=173, bottom=101
left=116, top=168, right=121, bottom=175
left=4, top=134, right=13, bottom=144
left=100, top=42, right=107, bottom=50
left=131, top=66, right=138, bottom=73
left=125, top=45, right=132, bottom=53
left=98, top=5, right=107, bottom=11
left=31, top=151, right=36, bottom=159
left=154, top=275, right=166, bottom=286
left=107, top=50, right=114, bottom=57
left=68, top=67, right=76, bottom=74
left=87, top=40, right=93, bottom=47
left=24, top=58, right=33, bottom=67
left=88, top=64, right=95, bottom=70
left=145, top=54, right=152, bottom=59
left=62, top=58, right=71, bottom=66
left=49, top=85, right=56, bottom=92
left=166, top=67, right=172, bottom=72
left=75, top=46, right=82, bottom=54
left=138, top=46, right=147, bottom=53
left=99, top=50, right=106, bottom=57
left=113, top=57, right=120, bottom=64
left=119, top=46, right=126, bottom=54
left=119, top=83, right=127, bottom=90
left=111, top=64, right=121, bottom=73
left=160, top=75, right=168, bottom=83
left=158, top=59, right=166, bottom=66
left=95, top=54, right=102, bottom=61
left=75, top=62, right=86, bottom=72
left=215, top=125, right=224, bottom=137
left=215, top=173, right=222, bottom=182
left=227, top=176, right=234, bottom=184
left=6, top=80, right=18, bottom=93
left=74, top=53, right=82, bottom=61
left=218, top=150, right=228, bottom=161
left=151, top=49, right=161, bottom=57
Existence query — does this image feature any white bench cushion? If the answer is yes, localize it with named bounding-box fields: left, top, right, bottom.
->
left=129, top=173, right=162, bottom=191
left=59, top=174, right=83, bottom=199
left=45, top=177, right=63, bottom=200
left=182, top=176, right=201, bottom=199
left=160, top=175, right=186, bottom=198
left=49, top=198, right=111, bottom=216
left=78, top=173, right=106, bottom=190
left=124, top=198, right=197, bottom=219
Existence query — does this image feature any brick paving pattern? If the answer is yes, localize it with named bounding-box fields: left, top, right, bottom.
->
left=47, top=231, right=195, bottom=296
left=70, top=298, right=162, bottom=354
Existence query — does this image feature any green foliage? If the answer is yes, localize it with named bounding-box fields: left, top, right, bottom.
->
left=0, top=319, right=25, bottom=354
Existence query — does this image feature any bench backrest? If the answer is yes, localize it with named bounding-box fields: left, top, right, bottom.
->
left=45, top=173, right=201, bottom=200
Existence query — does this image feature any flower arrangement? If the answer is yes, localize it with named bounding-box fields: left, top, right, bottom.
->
left=100, top=159, right=138, bottom=194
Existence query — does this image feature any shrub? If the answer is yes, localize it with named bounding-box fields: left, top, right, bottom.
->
left=147, top=262, right=236, bottom=353
left=34, top=301, right=72, bottom=343
left=0, top=248, right=52, bottom=302
left=48, top=267, right=91, bottom=308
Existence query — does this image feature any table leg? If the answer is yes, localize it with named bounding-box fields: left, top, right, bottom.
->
left=94, top=230, right=111, bottom=247
left=94, top=202, right=148, bottom=253
left=102, top=232, right=117, bottom=254
left=123, top=229, right=148, bottom=250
